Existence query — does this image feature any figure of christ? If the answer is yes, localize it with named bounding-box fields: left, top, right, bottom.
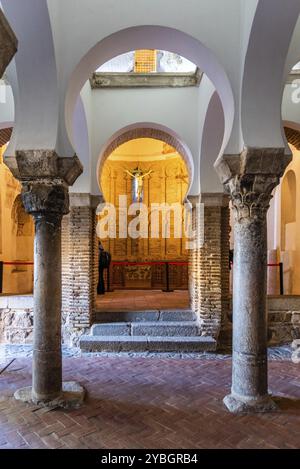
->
left=125, top=167, right=153, bottom=202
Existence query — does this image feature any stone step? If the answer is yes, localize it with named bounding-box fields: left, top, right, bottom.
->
left=93, top=309, right=195, bottom=323
left=91, top=321, right=201, bottom=337
left=80, top=335, right=217, bottom=353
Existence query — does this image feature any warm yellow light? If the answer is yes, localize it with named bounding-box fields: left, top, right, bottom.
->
left=134, top=50, right=157, bottom=73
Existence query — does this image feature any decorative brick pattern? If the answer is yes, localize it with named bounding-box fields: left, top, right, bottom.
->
left=0, top=127, right=12, bottom=147
left=1, top=356, right=300, bottom=449
left=99, top=127, right=193, bottom=183
left=91, top=210, right=99, bottom=323
left=62, top=204, right=98, bottom=346
left=189, top=201, right=230, bottom=341
left=284, top=126, right=300, bottom=151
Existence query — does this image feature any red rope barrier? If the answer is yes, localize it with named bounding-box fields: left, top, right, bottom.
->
left=2, top=262, right=34, bottom=266
left=111, top=261, right=188, bottom=266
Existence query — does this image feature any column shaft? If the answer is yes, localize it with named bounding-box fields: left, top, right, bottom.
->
left=12, top=150, right=84, bottom=408
left=232, top=213, right=268, bottom=399
left=32, top=213, right=62, bottom=401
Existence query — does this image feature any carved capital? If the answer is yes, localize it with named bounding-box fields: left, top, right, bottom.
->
left=0, top=10, right=18, bottom=77
left=215, top=147, right=291, bottom=222
left=22, top=180, right=69, bottom=223
left=13, top=150, right=83, bottom=221
left=227, top=174, right=280, bottom=222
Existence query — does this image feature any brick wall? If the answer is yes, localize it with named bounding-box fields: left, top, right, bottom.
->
left=61, top=195, right=100, bottom=346
left=189, top=195, right=230, bottom=340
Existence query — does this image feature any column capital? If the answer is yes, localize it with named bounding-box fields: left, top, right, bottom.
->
left=0, top=10, right=18, bottom=77
left=22, top=181, right=70, bottom=221
left=215, top=147, right=291, bottom=221
left=14, top=150, right=83, bottom=220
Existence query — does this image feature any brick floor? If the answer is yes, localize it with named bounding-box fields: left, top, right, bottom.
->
left=0, top=356, right=300, bottom=449
left=96, top=289, right=190, bottom=311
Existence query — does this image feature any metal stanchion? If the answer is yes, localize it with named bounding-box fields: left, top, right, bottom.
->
left=0, top=261, right=3, bottom=294
left=163, top=262, right=173, bottom=292
left=279, top=262, right=284, bottom=296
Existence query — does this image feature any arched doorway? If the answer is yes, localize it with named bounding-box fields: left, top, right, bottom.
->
left=266, top=125, right=300, bottom=295
left=96, top=131, right=192, bottom=312
left=0, top=133, right=34, bottom=295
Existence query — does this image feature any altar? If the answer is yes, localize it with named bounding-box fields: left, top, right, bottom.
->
left=105, top=260, right=189, bottom=291
left=124, top=264, right=152, bottom=289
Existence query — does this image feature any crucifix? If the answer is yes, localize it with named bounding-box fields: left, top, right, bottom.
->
left=125, top=167, right=153, bottom=202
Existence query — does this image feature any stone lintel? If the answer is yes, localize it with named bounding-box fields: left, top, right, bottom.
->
left=186, top=195, right=201, bottom=208
left=187, top=193, right=229, bottom=207
left=214, top=147, right=291, bottom=185
left=200, top=193, right=229, bottom=207
left=14, top=150, right=83, bottom=186
left=90, top=70, right=202, bottom=89
left=0, top=10, right=18, bottom=77
left=69, top=193, right=103, bottom=209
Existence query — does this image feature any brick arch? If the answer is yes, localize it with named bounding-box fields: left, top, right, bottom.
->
left=284, top=126, right=300, bottom=151
left=98, top=124, right=194, bottom=195
left=0, top=127, right=13, bottom=147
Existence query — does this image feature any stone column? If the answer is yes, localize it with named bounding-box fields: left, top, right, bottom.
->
left=11, top=150, right=85, bottom=408
left=25, top=182, right=68, bottom=402
left=188, top=194, right=230, bottom=341
left=0, top=10, right=17, bottom=77
left=216, top=148, right=291, bottom=413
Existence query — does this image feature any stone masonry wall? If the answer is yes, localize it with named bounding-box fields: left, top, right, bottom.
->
left=220, top=296, right=300, bottom=347
left=0, top=296, right=33, bottom=344
left=0, top=295, right=300, bottom=347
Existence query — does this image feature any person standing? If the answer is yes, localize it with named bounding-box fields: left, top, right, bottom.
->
left=97, top=242, right=111, bottom=295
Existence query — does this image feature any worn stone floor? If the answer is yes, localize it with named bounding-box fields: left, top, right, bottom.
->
left=0, top=352, right=300, bottom=449
left=95, top=289, right=190, bottom=311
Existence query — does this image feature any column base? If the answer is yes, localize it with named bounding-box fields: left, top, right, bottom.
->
left=14, top=382, right=85, bottom=409
left=223, top=393, right=278, bottom=414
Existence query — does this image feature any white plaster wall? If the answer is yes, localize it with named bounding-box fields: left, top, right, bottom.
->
left=71, top=89, right=91, bottom=193
left=282, top=84, right=300, bottom=128
left=2, top=0, right=299, bottom=185
left=0, top=85, right=14, bottom=126
left=241, top=0, right=300, bottom=149
left=87, top=85, right=202, bottom=196
left=46, top=0, right=244, bottom=157
left=200, top=90, right=225, bottom=193
left=2, top=0, right=59, bottom=153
